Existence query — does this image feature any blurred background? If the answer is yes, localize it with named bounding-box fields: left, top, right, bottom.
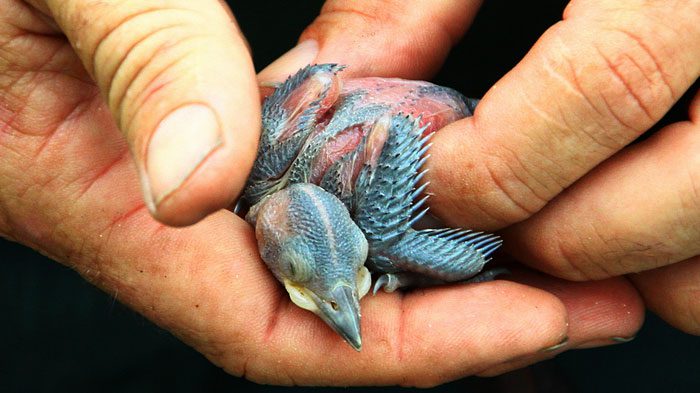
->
left=2, top=0, right=698, bottom=392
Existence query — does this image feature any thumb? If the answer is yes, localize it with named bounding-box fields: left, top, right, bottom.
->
left=43, top=0, right=260, bottom=226
left=258, top=0, right=482, bottom=82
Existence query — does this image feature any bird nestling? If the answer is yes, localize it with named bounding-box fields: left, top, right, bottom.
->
left=242, top=64, right=502, bottom=351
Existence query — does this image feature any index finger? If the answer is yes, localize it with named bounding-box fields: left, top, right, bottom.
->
left=427, top=0, right=700, bottom=230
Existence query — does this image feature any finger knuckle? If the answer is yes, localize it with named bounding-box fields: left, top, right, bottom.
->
left=553, top=221, right=677, bottom=280
left=305, top=1, right=386, bottom=41
left=552, top=226, right=654, bottom=280
left=303, top=0, right=463, bottom=77
left=551, top=24, right=677, bottom=145
left=79, top=5, right=207, bottom=135
left=550, top=235, right=601, bottom=281
left=109, top=34, right=194, bottom=137
left=316, top=0, right=400, bottom=28
left=596, top=31, right=674, bottom=118
left=476, top=147, right=559, bottom=226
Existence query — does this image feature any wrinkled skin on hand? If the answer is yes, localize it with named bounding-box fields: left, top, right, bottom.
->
left=0, top=0, right=649, bottom=387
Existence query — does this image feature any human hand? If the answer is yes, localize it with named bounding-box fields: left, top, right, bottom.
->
left=258, top=0, right=699, bottom=374
left=0, top=0, right=645, bottom=385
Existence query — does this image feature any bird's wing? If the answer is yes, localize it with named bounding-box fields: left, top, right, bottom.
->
left=352, top=114, right=432, bottom=249
left=244, top=64, right=344, bottom=205
left=353, top=114, right=502, bottom=281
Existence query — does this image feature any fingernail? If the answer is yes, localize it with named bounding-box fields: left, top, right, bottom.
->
left=258, top=39, right=319, bottom=83
left=610, top=335, right=636, bottom=343
left=574, top=335, right=636, bottom=349
left=144, top=104, right=222, bottom=210
left=539, top=336, right=569, bottom=353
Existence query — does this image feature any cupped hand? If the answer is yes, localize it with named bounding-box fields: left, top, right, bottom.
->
left=259, top=0, right=700, bottom=368
left=0, top=0, right=645, bottom=386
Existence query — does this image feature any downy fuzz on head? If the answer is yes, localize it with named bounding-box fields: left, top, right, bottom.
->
left=246, top=183, right=371, bottom=350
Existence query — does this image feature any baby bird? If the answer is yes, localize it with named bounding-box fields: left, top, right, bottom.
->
left=243, top=65, right=502, bottom=350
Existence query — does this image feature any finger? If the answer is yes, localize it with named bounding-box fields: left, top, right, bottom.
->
left=43, top=0, right=260, bottom=226
left=250, top=279, right=568, bottom=386
left=427, top=0, right=700, bottom=230
left=258, top=0, right=482, bottom=82
left=514, top=269, right=643, bottom=347
left=505, top=112, right=700, bottom=280
left=477, top=269, right=644, bottom=377
left=630, top=93, right=700, bottom=334
left=630, top=256, right=700, bottom=335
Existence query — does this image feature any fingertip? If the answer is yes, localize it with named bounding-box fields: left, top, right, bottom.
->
left=143, top=104, right=223, bottom=210
left=257, top=39, right=319, bottom=83
left=146, top=148, right=242, bottom=227
left=475, top=271, right=645, bottom=377
left=394, top=280, right=569, bottom=385
left=426, top=116, right=537, bottom=230
left=631, top=257, right=700, bottom=335
left=508, top=268, right=645, bottom=347
left=140, top=86, right=260, bottom=226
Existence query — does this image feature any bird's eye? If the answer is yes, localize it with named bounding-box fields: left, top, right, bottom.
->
left=280, top=243, right=314, bottom=283
left=288, top=256, right=312, bottom=282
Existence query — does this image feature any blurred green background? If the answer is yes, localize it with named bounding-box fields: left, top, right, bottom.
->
left=2, top=1, right=698, bottom=392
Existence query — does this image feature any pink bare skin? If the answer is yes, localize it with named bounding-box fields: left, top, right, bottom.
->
left=306, top=76, right=469, bottom=184
left=4, top=0, right=687, bottom=386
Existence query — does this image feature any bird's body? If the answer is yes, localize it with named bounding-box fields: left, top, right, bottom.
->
left=243, top=64, right=501, bottom=350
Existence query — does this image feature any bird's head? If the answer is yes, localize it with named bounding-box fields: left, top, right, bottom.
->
left=246, top=183, right=370, bottom=350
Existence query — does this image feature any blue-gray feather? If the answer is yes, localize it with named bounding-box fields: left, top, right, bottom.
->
left=384, top=229, right=501, bottom=281
left=244, top=64, right=345, bottom=205
left=353, top=116, right=429, bottom=248
left=352, top=114, right=501, bottom=282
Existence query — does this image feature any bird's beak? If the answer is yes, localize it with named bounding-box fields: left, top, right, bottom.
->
left=317, top=285, right=362, bottom=351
